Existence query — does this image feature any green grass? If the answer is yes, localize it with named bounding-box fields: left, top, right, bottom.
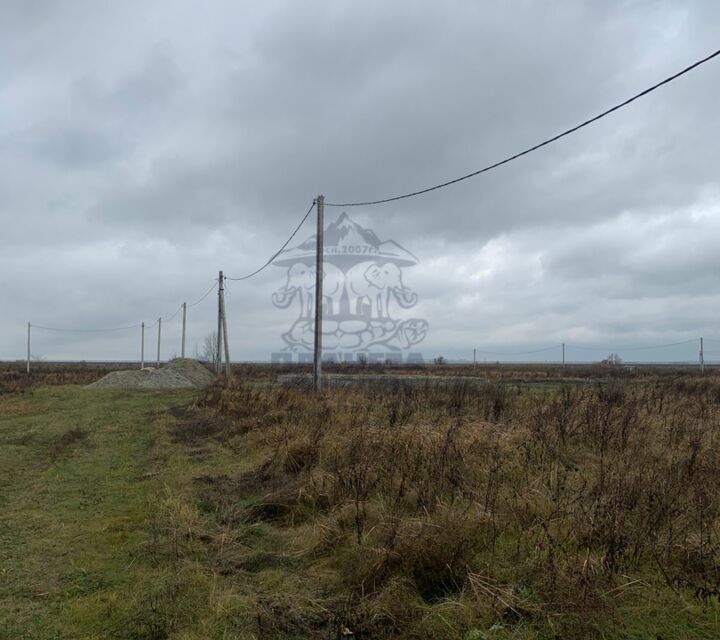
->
left=0, top=386, right=196, bottom=639
left=2, top=380, right=720, bottom=639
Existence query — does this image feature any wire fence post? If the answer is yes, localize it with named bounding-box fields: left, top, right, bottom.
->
left=156, top=317, right=162, bottom=367
left=219, top=275, right=232, bottom=384
left=181, top=302, right=187, bottom=358
left=26, top=322, right=31, bottom=374
left=141, top=322, right=145, bottom=369
left=313, top=195, right=324, bottom=393
left=216, top=271, right=223, bottom=373
left=700, top=337, right=705, bottom=375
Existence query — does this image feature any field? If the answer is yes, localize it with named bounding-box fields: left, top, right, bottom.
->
left=1, top=363, right=719, bottom=639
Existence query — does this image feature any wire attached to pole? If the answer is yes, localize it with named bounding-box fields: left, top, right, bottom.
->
left=474, top=345, right=563, bottom=356
left=187, top=280, right=219, bottom=307
left=226, top=201, right=316, bottom=281
left=32, top=323, right=143, bottom=333
left=326, top=47, right=720, bottom=208
left=161, top=304, right=184, bottom=323
left=565, top=339, right=698, bottom=352
left=33, top=278, right=219, bottom=334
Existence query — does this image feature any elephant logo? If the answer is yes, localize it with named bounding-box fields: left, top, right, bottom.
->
left=271, top=212, right=428, bottom=353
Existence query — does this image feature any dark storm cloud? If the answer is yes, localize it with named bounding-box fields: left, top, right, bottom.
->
left=0, top=0, right=719, bottom=361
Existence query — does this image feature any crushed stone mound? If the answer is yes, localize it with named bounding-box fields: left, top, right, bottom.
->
left=87, top=358, right=215, bottom=390
left=163, top=358, right=216, bottom=387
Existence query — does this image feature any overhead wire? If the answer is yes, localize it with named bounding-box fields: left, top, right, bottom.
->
left=226, top=200, right=316, bottom=281
left=187, top=280, right=219, bottom=308
left=26, top=48, right=720, bottom=349
left=326, top=47, right=720, bottom=207
left=565, top=339, right=698, bottom=351
left=161, top=304, right=183, bottom=323
left=472, top=339, right=702, bottom=358
left=475, top=345, right=562, bottom=356
left=32, top=322, right=142, bottom=333
left=33, top=279, right=219, bottom=334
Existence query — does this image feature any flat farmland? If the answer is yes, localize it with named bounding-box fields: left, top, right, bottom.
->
left=1, top=363, right=719, bottom=639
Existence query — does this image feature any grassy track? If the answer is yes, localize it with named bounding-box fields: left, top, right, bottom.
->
left=0, top=386, right=196, bottom=640
left=2, top=380, right=720, bottom=639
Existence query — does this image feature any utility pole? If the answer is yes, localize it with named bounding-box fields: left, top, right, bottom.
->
left=26, top=323, right=30, bottom=374
left=473, top=348, right=476, bottom=367
left=313, top=195, right=324, bottom=393
left=141, top=322, right=145, bottom=369
left=156, top=318, right=162, bottom=367
left=181, top=302, right=187, bottom=358
left=216, top=271, right=223, bottom=374
left=219, top=274, right=232, bottom=384
left=562, top=343, right=566, bottom=375
left=700, top=337, right=705, bottom=375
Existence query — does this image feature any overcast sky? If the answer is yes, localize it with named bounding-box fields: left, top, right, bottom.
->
left=1, top=0, right=719, bottom=363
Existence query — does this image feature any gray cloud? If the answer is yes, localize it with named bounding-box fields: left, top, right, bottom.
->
left=1, top=0, right=719, bottom=362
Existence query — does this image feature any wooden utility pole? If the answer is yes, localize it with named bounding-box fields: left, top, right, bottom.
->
left=313, top=196, right=324, bottom=392
left=219, top=273, right=232, bottom=384
left=26, top=322, right=30, bottom=374
left=141, top=322, right=145, bottom=369
left=473, top=348, right=476, bottom=367
left=562, top=343, right=566, bottom=374
left=156, top=318, right=162, bottom=367
left=700, top=337, right=705, bottom=375
left=216, top=271, right=223, bottom=373
left=181, top=302, right=187, bottom=358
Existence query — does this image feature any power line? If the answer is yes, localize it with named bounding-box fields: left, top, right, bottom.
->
left=33, top=279, right=219, bottom=334
left=186, top=280, right=218, bottom=308
left=226, top=201, right=316, bottom=281
left=472, top=339, right=701, bottom=357
left=326, top=47, right=720, bottom=208
left=162, top=304, right=183, bottom=323
left=32, top=322, right=142, bottom=333
left=566, top=339, right=697, bottom=352
left=475, top=345, right=562, bottom=356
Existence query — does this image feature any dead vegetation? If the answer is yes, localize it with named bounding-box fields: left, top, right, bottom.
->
left=0, top=364, right=122, bottom=395
left=157, top=374, right=720, bottom=638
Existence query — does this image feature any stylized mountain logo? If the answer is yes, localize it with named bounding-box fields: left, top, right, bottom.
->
left=274, top=212, right=418, bottom=268
left=325, top=212, right=383, bottom=247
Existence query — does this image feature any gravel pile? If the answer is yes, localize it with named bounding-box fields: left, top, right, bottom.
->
left=164, top=358, right=216, bottom=387
left=87, top=358, right=215, bottom=390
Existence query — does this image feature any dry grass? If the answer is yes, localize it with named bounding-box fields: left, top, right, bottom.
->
left=0, top=363, right=129, bottom=395
left=157, top=374, right=720, bottom=638
left=228, top=360, right=713, bottom=382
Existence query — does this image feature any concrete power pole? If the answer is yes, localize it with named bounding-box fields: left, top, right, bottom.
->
left=26, top=322, right=30, bottom=374
left=313, top=195, right=324, bottom=393
left=216, top=271, right=223, bottom=373
left=218, top=272, right=232, bottom=384
left=181, top=302, right=187, bottom=358
left=700, top=337, right=705, bottom=375
left=156, top=318, right=162, bottom=367
left=141, top=322, right=145, bottom=369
